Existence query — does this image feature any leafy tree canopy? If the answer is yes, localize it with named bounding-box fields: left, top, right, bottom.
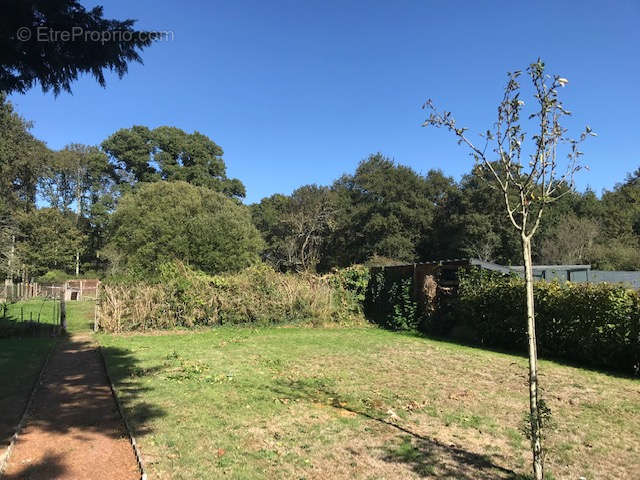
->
left=17, top=208, right=85, bottom=277
left=330, top=153, right=455, bottom=265
left=1, top=0, right=156, bottom=94
left=102, top=126, right=246, bottom=198
left=39, top=143, right=116, bottom=214
left=0, top=93, right=49, bottom=210
left=252, top=185, right=336, bottom=271
left=107, top=181, right=263, bottom=277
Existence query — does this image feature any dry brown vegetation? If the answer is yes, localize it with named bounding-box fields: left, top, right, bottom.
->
left=96, top=263, right=362, bottom=332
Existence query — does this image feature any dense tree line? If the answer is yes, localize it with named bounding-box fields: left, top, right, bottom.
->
left=0, top=94, right=249, bottom=280
left=254, top=156, right=640, bottom=272
left=1, top=94, right=639, bottom=281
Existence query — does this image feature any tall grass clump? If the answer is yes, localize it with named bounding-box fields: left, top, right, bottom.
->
left=97, top=262, right=364, bottom=332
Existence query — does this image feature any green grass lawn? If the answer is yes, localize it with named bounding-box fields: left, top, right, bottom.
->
left=99, top=326, right=640, bottom=480
left=0, top=298, right=96, bottom=334
left=0, top=299, right=96, bottom=458
left=0, top=336, right=54, bottom=454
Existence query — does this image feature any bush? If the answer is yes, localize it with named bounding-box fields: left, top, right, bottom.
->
left=37, top=269, right=70, bottom=284
left=96, top=262, right=364, bottom=332
left=324, top=265, right=370, bottom=318
left=430, top=268, right=640, bottom=374
left=326, top=265, right=369, bottom=300
left=106, top=181, right=264, bottom=277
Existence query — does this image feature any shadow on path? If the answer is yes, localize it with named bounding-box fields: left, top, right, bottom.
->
left=2, top=452, right=66, bottom=480
left=2, top=334, right=165, bottom=480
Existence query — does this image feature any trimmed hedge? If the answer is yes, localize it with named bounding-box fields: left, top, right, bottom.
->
left=425, top=268, right=640, bottom=375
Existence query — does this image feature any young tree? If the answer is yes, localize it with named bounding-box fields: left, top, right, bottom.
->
left=423, top=60, right=594, bottom=479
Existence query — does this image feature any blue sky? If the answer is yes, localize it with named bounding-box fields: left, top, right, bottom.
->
left=8, top=0, right=640, bottom=204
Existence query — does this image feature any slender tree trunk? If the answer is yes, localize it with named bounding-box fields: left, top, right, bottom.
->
left=9, top=234, right=16, bottom=281
left=75, top=250, right=80, bottom=277
left=522, top=235, right=544, bottom=480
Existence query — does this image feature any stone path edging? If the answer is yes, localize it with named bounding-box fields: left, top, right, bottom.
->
left=98, top=346, right=148, bottom=480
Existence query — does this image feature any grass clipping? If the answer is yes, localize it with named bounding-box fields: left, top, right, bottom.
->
left=97, top=262, right=364, bottom=332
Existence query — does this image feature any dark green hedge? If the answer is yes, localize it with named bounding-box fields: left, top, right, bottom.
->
left=425, top=268, right=640, bottom=375
left=364, top=269, right=419, bottom=331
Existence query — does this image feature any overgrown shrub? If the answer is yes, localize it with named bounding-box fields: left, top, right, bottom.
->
left=326, top=265, right=370, bottom=315
left=430, top=268, right=640, bottom=374
left=364, top=269, right=419, bottom=331
left=97, top=262, right=364, bottom=332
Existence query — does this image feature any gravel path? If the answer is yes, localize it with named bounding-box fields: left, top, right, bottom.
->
left=2, top=335, right=139, bottom=480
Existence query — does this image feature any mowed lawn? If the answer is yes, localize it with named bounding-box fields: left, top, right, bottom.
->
left=1, top=298, right=95, bottom=334
left=99, top=327, right=640, bottom=480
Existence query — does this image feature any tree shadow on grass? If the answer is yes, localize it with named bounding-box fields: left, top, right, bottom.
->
left=0, top=335, right=60, bottom=457
left=381, top=434, right=531, bottom=480
left=99, top=344, right=168, bottom=437
left=269, top=377, right=526, bottom=480
left=0, top=317, right=59, bottom=339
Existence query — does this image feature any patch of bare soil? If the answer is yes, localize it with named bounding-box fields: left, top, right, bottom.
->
left=2, top=335, right=139, bottom=480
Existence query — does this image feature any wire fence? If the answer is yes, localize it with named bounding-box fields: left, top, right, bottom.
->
left=0, top=296, right=65, bottom=338
left=1, top=279, right=100, bottom=303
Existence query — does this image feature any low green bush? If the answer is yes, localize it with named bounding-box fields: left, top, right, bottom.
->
left=427, top=268, right=640, bottom=374
left=97, top=262, right=364, bottom=332
left=326, top=264, right=370, bottom=315
left=37, top=270, right=70, bottom=284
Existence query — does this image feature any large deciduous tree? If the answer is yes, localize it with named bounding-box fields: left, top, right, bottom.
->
left=39, top=143, right=116, bottom=274
left=424, top=60, right=594, bottom=479
left=107, top=181, right=263, bottom=277
left=329, top=153, right=455, bottom=266
left=17, top=208, right=85, bottom=278
left=539, top=213, right=599, bottom=265
left=0, top=93, right=49, bottom=210
left=39, top=144, right=115, bottom=216
left=0, top=94, right=50, bottom=279
left=102, top=126, right=246, bottom=198
left=428, top=166, right=521, bottom=264
left=1, top=0, right=156, bottom=94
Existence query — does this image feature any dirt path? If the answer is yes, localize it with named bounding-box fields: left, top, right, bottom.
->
left=2, top=335, right=140, bottom=480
